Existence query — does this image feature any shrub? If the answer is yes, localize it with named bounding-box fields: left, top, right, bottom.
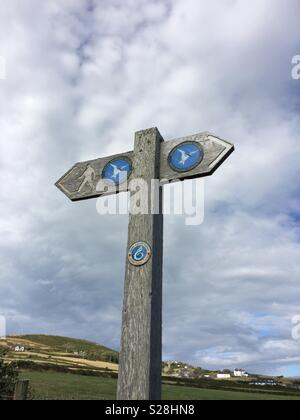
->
left=0, top=350, right=19, bottom=400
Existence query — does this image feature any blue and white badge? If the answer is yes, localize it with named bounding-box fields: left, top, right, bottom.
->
left=128, top=242, right=152, bottom=266
left=168, top=141, right=204, bottom=172
left=102, top=157, right=132, bottom=186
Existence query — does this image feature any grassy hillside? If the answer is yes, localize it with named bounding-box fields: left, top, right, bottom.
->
left=13, top=335, right=118, bottom=363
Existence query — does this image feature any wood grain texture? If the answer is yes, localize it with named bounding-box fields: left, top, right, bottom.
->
left=117, top=128, right=164, bottom=401
left=55, top=151, right=134, bottom=201
left=13, top=380, right=29, bottom=401
left=160, top=132, right=234, bottom=183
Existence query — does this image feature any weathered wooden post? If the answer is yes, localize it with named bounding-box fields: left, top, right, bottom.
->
left=56, top=128, right=234, bottom=401
left=117, top=128, right=164, bottom=400
left=13, top=380, right=29, bottom=401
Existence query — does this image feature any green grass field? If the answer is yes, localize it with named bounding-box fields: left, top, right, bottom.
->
left=20, top=371, right=300, bottom=400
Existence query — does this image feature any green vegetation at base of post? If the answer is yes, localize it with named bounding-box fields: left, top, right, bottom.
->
left=0, top=349, right=19, bottom=400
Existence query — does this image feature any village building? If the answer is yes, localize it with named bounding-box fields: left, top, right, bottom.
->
left=234, top=369, right=249, bottom=378
left=217, top=373, right=231, bottom=379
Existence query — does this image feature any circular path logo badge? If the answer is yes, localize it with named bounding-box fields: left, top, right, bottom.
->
left=168, top=141, right=204, bottom=172
left=102, top=157, right=132, bottom=186
left=128, top=242, right=152, bottom=266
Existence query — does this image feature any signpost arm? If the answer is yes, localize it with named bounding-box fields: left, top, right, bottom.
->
left=117, top=128, right=164, bottom=400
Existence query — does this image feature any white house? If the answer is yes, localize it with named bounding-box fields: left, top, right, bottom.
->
left=234, top=369, right=249, bottom=378
left=217, top=373, right=231, bottom=379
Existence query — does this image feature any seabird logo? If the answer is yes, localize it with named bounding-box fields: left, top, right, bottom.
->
left=110, top=163, right=129, bottom=180
left=168, top=142, right=204, bottom=173
left=178, top=148, right=199, bottom=166
left=102, top=157, right=132, bottom=186
left=292, top=56, right=300, bottom=80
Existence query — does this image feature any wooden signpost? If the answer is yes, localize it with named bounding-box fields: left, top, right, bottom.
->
left=56, top=128, right=234, bottom=400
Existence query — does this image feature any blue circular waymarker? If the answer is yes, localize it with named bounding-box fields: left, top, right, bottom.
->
left=128, top=242, right=152, bottom=267
left=168, top=141, right=204, bottom=173
left=102, top=157, right=132, bottom=186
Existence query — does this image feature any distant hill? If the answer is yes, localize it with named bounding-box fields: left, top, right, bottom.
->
left=8, top=334, right=118, bottom=364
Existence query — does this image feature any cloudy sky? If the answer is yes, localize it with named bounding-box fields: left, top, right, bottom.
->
left=1, top=0, right=300, bottom=376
